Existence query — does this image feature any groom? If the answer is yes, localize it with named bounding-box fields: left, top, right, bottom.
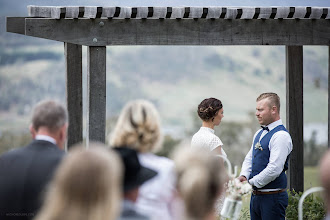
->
left=238, top=92, right=293, bottom=220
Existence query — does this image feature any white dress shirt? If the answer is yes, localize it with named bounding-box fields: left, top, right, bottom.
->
left=35, top=135, right=56, bottom=145
left=136, top=153, right=180, bottom=220
left=240, top=119, right=293, bottom=189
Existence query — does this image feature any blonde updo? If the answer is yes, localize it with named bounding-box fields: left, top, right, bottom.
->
left=172, top=147, right=224, bottom=220
left=109, top=100, right=163, bottom=153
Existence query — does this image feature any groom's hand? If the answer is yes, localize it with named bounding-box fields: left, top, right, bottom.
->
left=237, top=175, right=247, bottom=182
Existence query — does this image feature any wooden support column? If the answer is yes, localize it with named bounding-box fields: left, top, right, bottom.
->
left=86, top=46, right=106, bottom=145
left=65, top=43, right=83, bottom=149
left=286, top=46, right=304, bottom=192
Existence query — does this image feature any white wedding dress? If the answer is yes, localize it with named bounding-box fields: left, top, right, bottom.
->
left=191, top=127, right=227, bottom=216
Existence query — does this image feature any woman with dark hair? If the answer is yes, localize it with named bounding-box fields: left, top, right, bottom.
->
left=191, top=97, right=227, bottom=215
left=191, top=97, right=226, bottom=156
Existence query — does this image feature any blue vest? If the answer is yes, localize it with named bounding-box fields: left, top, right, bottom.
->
left=249, top=125, right=290, bottom=189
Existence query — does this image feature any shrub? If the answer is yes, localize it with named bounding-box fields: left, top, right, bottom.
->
left=286, top=190, right=325, bottom=220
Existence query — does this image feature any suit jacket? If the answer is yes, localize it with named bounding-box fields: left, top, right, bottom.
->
left=118, top=200, right=150, bottom=220
left=0, top=140, right=65, bottom=220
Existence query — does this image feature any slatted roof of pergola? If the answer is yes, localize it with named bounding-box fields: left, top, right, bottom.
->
left=7, top=6, right=330, bottom=46
left=27, top=6, right=330, bottom=19
left=6, top=6, right=330, bottom=193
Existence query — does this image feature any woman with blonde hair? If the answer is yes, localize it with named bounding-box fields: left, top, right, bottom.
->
left=34, top=143, right=122, bottom=220
left=173, top=147, right=225, bottom=220
left=109, top=99, right=179, bottom=220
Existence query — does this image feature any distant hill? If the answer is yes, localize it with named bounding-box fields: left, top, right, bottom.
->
left=0, top=0, right=329, bottom=133
left=0, top=38, right=328, bottom=130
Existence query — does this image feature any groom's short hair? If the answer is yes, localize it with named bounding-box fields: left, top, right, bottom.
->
left=257, top=93, right=280, bottom=112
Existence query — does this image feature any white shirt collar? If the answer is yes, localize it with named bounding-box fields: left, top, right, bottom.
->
left=200, top=126, right=215, bottom=133
left=35, top=135, right=56, bottom=145
left=265, top=119, right=283, bottom=131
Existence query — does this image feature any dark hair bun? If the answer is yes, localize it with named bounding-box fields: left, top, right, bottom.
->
left=197, top=98, right=223, bottom=121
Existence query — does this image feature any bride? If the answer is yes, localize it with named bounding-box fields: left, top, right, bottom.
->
left=191, top=97, right=227, bottom=216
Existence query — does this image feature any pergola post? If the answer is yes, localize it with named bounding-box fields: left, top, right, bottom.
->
left=86, top=46, right=106, bottom=145
left=286, top=46, right=304, bottom=192
left=65, top=43, right=83, bottom=149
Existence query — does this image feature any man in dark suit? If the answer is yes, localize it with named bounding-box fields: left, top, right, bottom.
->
left=113, top=147, right=157, bottom=220
left=0, top=100, right=68, bottom=220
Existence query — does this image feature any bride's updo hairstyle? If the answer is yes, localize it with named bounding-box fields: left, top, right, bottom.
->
left=109, top=100, right=162, bottom=153
left=197, top=98, right=223, bottom=122
left=172, top=147, right=224, bottom=220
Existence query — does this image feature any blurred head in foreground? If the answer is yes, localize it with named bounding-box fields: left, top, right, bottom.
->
left=172, top=147, right=225, bottom=220
left=35, top=143, right=122, bottom=220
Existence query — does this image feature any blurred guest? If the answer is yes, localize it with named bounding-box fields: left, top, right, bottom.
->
left=35, top=143, right=122, bottom=220
left=320, top=150, right=330, bottom=220
left=114, top=147, right=157, bottom=220
left=109, top=100, right=179, bottom=220
left=191, top=97, right=227, bottom=213
left=0, top=100, right=68, bottom=220
left=172, top=147, right=225, bottom=220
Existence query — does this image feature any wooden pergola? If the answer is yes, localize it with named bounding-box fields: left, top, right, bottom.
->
left=6, top=5, right=330, bottom=192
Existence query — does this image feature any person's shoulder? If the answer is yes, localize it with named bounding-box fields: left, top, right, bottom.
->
left=274, top=129, right=292, bottom=138
left=139, top=154, right=174, bottom=175
left=140, top=153, right=174, bottom=167
left=210, top=134, right=222, bottom=144
left=0, top=143, right=31, bottom=159
left=191, top=129, right=202, bottom=140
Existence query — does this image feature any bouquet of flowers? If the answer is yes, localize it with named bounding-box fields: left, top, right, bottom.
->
left=221, top=179, right=252, bottom=219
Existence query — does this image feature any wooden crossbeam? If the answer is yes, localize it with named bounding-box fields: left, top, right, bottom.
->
left=27, top=6, right=330, bottom=20
left=8, top=18, right=327, bottom=46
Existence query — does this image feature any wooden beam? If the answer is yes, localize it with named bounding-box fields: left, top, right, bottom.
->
left=286, top=46, right=304, bottom=192
left=17, top=18, right=330, bottom=46
left=86, top=46, right=106, bottom=145
left=65, top=43, right=83, bottom=149
left=6, top=17, right=25, bottom=35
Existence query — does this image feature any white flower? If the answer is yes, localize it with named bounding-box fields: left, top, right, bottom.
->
left=254, top=142, right=263, bottom=151
left=226, top=179, right=252, bottom=200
